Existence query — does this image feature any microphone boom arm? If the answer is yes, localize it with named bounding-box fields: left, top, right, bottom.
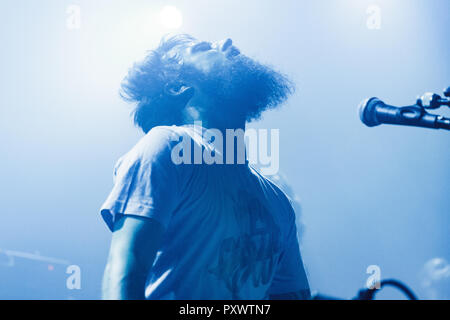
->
left=359, top=97, right=450, bottom=131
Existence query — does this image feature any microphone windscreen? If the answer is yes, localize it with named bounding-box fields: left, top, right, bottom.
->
left=359, top=97, right=382, bottom=127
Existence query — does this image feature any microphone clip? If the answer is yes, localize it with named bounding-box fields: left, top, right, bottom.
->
left=416, top=86, right=450, bottom=109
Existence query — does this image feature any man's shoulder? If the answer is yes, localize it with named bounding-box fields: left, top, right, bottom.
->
left=132, top=125, right=187, bottom=154
left=248, top=166, right=293, bottom=212
left=111, top=126, right=195, bottom=184
left=116, top=125, right=187, bottom=168
left=143, top=125, right=186, bottom=142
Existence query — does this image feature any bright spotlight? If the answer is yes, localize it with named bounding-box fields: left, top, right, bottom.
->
left=159, top=5, right=183, bottom=29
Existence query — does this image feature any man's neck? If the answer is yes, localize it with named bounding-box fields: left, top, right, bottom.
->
left=184, top=114, right=246, bottom=134
left=182, top=117, right=248, bottom=165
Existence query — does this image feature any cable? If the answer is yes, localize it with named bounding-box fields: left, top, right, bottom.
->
left=356, top=279, right=418, bottom=300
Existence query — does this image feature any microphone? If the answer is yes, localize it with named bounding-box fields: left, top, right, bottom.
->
left=359, top=97, right=450, bottom=131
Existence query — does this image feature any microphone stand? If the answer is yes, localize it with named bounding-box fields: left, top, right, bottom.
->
left=314, top=88, right=447, bottom=300
left=416, top=86, right=450, bottom=130
left=417, top=86, right=450, bottom=110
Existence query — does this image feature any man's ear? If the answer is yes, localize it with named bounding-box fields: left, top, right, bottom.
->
left=164, top=83, right=195, bottom=103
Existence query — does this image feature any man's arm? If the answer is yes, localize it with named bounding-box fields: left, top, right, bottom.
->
left=102, top=215, right=164, bottom=300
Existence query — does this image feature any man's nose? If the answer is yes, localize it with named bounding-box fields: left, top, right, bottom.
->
left=221, top=38, right=233, bottom=51
left=214, top=38, right=233, bottom=51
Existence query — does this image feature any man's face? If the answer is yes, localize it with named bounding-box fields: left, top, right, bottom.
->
left=160, top=35, right=292, bottom=124
left=122, top=34, right=292, bottom=132
left=176, top=38, right=241, bottom=74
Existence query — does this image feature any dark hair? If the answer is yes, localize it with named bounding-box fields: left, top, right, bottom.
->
left=120, top=34, right=197, bottom=133
left=121, top=34, right=294, bottom=133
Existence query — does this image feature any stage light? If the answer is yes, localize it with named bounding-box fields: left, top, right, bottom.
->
left=159, top=5, right=183, bottom=29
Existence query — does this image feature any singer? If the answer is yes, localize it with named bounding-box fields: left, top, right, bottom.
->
left=100, top=34, right=310, bottom=300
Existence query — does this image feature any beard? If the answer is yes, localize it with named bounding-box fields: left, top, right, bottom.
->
left=180, top=54, right=294, bottom=123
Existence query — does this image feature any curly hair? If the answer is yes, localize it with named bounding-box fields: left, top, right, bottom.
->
left=120, top=34, right=294, bottom=133
left=120, top=34, right=197, bottom=133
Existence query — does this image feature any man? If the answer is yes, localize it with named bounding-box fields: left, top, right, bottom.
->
left=100, top=34, right=310, bottom=299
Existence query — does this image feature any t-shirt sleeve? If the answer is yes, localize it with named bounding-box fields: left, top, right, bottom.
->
left=267, top=199, right=309, bottom=295
left=100, top=127, right=181, bottom=231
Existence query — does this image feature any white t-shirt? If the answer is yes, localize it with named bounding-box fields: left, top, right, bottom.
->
left=100, top=125, right=308, bottom=299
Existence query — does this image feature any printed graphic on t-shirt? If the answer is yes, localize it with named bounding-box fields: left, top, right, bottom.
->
left=208, top=190, right=282, bottom=299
